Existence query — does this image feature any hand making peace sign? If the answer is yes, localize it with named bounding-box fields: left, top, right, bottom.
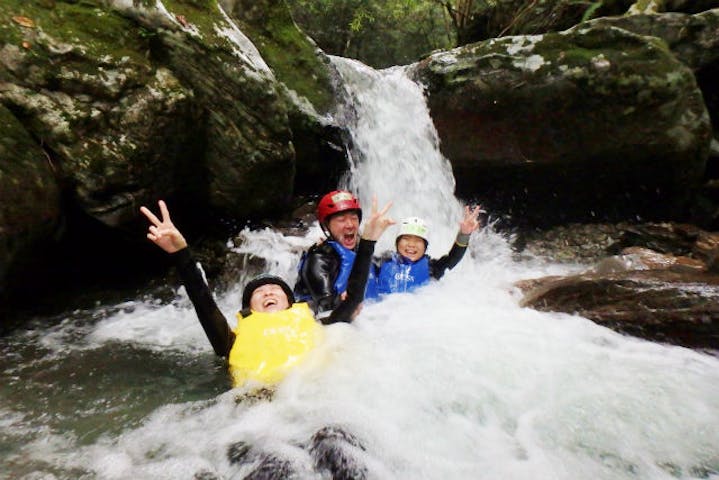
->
left=140, top=200, right=188, bottom=254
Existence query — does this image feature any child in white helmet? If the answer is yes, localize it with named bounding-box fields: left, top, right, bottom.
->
left=365, top=206, right=482, bottom=298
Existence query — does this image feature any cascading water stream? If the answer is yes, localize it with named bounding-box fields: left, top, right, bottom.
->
left=332, top=56, right=462, bottom=254
left=1, top=59, right=718, bottom=480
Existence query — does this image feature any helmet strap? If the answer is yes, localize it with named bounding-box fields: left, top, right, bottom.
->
left=320, top=222, right=332, bottom=240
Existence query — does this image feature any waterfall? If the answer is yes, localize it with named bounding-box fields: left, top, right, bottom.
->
left=332, top=56, right=462, bottom=255
left=1, top=60, right=718, bottom=480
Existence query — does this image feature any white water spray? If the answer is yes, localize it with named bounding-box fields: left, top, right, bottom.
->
left=2, top=60, right=718, bottom=480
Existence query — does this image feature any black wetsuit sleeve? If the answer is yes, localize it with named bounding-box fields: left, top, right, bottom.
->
left=298, top=246, right=340, bottom=314
left=323, top=239, right=376, bottom=325
left=172, top=248, right=235, bottom=357
left=430, top=232, right=471, bottom=279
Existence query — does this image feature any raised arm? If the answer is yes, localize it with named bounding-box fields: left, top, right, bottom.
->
left=324, top=198, right=394, bottom=324
left=140, top=200, right=234, bottom=356
left=431, top=205, right=483, bottom=279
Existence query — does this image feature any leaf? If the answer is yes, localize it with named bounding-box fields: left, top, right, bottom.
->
left=12, top=15, right=35, bottom=28
left=581, top=1, right=603, bottom=23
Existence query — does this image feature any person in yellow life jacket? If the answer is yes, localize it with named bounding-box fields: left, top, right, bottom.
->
left=140, top=199, right=394, bottom=388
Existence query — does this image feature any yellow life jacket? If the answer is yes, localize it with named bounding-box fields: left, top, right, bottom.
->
left=228, top=302, right=323, bottom=387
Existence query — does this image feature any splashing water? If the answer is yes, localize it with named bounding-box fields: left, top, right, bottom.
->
left=2, top=60, right=719, bottom=480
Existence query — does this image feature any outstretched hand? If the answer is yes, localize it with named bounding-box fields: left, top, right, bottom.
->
left=361, top=196, right=395, bottom=241
left=140, top=200, right=188, bottom=254
left=459, top=205, right=483, bottom=235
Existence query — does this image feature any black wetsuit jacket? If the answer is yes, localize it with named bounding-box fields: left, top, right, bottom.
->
left=173, top=239, right=377, bottom=358
left=293, top=241, right=348, bottom=316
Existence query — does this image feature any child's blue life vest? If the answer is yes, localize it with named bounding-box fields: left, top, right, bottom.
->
left=375, top=253, right=431, bottom=296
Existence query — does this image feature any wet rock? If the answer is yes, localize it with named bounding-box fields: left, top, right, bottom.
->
left=243, top=455, right=296, bottom=480
left=518, top=223, right=626, bottom=264
left=223, top=426, right=367, bottom=480
left=519, top=268, right=719, bottom=348
left=694, top=231, right=719, bottom=271
left=517, top=222, right=719, bottom=348
left=194, top=470, right=222, bottom=480
left=0, top=104, right=62, bottom=316
left=227, top=441, right=253, bottom=465
left=310, top=426, right=367, bottom=480
left=0, top=0, right=345, bottom=315
left=607, top=223, right=703, bottom=256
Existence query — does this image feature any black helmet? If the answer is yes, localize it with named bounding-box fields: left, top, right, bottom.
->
left=241, top=274, right=295, bottom=310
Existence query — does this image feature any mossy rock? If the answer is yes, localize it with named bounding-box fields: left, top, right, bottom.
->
left=414, top=23, right=711, bottom=226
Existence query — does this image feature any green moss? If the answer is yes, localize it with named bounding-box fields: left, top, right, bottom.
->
left=0, top=1, right=153, bottom=65
left=160, top=0, right=224, bottom=44
left=158, top=0, right=335, bottom=112
left=228, top=1, right=335, bottom=113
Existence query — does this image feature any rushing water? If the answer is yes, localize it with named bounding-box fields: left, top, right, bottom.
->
left=2, top=59, right=719, bottom=480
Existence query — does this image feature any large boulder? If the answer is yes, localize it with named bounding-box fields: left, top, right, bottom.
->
left=588, top=10, right=719, bottom=128
left=458, top=0, right=719, bottom=43
left=519, top=267, right=719, bottom=349
left=216, top=0, right=350, bottom=199
left=412, top=22, right=712, bottom=227
left=0, top=0, right=345, bottom=317
left=517, top=223, right=719, bottom=348
left=0, top=0, right=302, bottom=223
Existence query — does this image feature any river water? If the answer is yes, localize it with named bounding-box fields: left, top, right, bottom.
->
left=2, top=59, right=718, bottom=480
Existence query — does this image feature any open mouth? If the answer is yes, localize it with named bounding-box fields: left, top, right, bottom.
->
left=262, top=298, right=278, bottom=309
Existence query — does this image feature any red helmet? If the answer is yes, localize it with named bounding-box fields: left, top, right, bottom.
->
left=317, top=190, right=362, bottom=224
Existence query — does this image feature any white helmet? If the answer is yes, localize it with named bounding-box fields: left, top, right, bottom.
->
left=397, top=217, right=429, bottom=242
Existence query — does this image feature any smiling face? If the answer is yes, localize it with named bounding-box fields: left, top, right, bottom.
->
left=326, top=211, right=360, bottom=250
left=249, top=284, right=291, bottom=312
left=396, top=234, right=427, bottom=262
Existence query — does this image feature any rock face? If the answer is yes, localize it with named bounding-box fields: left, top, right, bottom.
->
left=520, top=268, right=719, bottom=349
left=458, top=0, right=719, bottom=43
left=518, top=224, right=719, bottom=349
left=0, top=0, right=345, bottom=313
left=0, top=105, right=61, bottom=296
left=412, top=20, right=713, bottom=227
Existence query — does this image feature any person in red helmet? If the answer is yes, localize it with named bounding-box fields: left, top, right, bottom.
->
left=294, top=190, right=364, bottom=318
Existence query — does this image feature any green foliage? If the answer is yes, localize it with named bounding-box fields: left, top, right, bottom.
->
left=581, top=1, right=605, bottom=21
left=286, top=0, right=454, bottom=67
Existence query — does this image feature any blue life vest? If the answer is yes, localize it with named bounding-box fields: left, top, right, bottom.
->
left=364, top=263, right=380, bottom=300
left=295, top=240, right=356, bottom=302
left=328, top=240, right=356, bottom=295
left=376, top=253, right=431, bottom=295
